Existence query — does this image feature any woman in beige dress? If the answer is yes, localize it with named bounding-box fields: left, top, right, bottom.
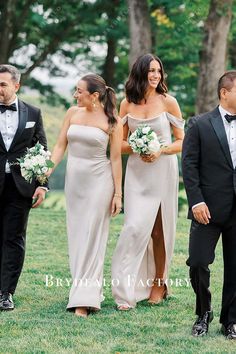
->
left=49, top=74, right=122, bottom=317
left=112, top=54, right=185, bottom=310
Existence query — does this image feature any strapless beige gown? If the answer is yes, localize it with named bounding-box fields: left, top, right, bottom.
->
left=112, top=112, right=185, bottom=308
left=65, top=125, right=114, bottom=310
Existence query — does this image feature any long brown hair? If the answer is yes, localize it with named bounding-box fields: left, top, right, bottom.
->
left=81, top=74, right=118, bottom=128
left=125, top=53, right=167, bottom=104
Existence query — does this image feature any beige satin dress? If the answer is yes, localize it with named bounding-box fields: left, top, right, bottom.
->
left=65, top=125, right=114, bottom=310
left=112, top=112, right=185, bottom=308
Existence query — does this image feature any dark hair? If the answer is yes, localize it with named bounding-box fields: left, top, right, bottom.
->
left=218, top=71, right=236, bottom=99
left=81, top=74, right=118, bottom=128
left=125, top=53, right=167, bottom=104
left=0, top=64, right=21, bottom=83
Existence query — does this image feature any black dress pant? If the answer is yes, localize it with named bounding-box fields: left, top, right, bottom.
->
left=186, top=206, right=236, bottom=327
left=0, top=174, right=32, bottom=294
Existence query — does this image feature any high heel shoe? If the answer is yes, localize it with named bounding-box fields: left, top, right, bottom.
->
left=75, top=307, right=88, bottom=318
left=148, top=279, right=168, bottom=305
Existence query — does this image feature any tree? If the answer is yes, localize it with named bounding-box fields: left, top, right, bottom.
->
left=0, top=0, right=131, bottom=103
left=0, top=0, right=100, bottom=105
left=148, top=0, right=209, bottom=115
left=89, top=0, right=129, bottom=88
left=127, top=0, right=152, bottom=67
left=196, top=0, right=233, bottom=113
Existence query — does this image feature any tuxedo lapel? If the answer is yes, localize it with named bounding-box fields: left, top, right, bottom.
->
left=0, top=129, right=6, bottom=151
left=210, top=107, right=233, bottom=169
left=9, top=100, right=28, bottom=150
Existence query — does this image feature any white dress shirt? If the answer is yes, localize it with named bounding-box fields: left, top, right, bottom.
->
left=0, top=97, right=19, bottom=173
left=192, top=105, right=236, bottom=210
left=219, top=105, right=236, bottom=168
left=0, top=97, right=48, bottom=192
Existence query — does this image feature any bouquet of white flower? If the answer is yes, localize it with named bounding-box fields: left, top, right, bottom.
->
left=15, top=142, right=54, bottom=184
left=129, top=124, right=162, bottom=155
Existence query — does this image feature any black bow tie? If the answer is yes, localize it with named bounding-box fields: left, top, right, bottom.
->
left=0, top=103, right=17, bottom=114
left=225, top=114, right=236, bottom=123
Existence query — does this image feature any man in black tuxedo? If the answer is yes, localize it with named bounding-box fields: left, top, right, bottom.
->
left=182, top=71, right=236, bottom=339
left=0, top=64, right=48, bottom=311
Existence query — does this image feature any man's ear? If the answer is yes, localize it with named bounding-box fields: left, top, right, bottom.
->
left=15, top=83, right=20, bottom=93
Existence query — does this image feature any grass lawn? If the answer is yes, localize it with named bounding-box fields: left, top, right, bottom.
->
left=0, top=207, right=235, bottom=353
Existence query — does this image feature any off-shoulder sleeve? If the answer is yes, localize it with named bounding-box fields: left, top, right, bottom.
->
left=121, top=115, right=128, bottom=125
left=166, top=112, right=185, bottom=129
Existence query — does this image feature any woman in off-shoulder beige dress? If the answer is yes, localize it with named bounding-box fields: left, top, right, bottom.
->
left=112, top=54, right=185, bottom=309
left=49, top=74, right=122, bottom=318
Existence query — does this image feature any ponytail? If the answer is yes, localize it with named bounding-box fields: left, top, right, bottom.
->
left=81, top=74, right=118, bottom=130
left=103, top=86, right=118, bottom=128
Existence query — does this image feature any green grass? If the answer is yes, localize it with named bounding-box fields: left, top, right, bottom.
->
left=0, top=208, right=235, bottom=354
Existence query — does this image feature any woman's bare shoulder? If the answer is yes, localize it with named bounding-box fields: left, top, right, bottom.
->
left=162, top=93, right=178, bottom=105
left=120, top=98, right=130, bottom=109
left=120, top=98, right=132, bottom=117
left=66, top=106, right=86, bottom=118
left=163, top=94, right=182, bottom=117
left=67, top=106, right=83, bottom=114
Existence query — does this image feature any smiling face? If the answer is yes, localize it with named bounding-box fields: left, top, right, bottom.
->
left=73, top=80, right=92, bottom=107
left=147, top=60, right=162, bottom=89
left=0, top=72, right=20, bottom=104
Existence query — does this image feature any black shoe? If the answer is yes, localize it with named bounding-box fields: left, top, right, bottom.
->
left=221, top=324, right=236, bottom=340
left=192, top=310, right=213, bottom=337
left=0, top=293, right=14, bottom=311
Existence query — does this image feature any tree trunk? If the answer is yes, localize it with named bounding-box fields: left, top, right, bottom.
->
left=0, top=0, right=17, bottom=63
left=196, top=0, right=233, bottom=114
left=127, top=0, right=152, bottom=68
left=102, top=38, right=117, bottom=87
left=229, top=37, right=236, bottom=68
left=101, top=0, right=119, bottom=87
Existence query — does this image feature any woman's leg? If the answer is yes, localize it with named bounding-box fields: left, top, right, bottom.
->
left=148, top=207, right=167, bottom=303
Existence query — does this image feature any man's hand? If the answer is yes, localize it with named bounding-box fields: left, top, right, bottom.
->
left=192, top=203, right=211, bottom=224
left=32, top=187, right=46, bottom=208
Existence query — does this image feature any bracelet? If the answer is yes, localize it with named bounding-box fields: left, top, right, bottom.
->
left=114, top=193, right=122, bottom=198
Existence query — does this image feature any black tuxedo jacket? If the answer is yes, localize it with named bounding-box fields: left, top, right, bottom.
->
left=182, top=106, right=236, bottom=223
left=0, top=99, right=48, bottom=198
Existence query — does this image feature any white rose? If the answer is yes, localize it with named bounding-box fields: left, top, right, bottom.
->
left=35, top=155, right=45, bottom=165
left=42, top=167, right=48, bottom=173
left=30, top=156, right=37, bottom=165
left=23, top=159, right=33, bottom=169
left=35, top=167, right=42, bottom=174
left=150, top=131, right=158, bottom=140
left=142, top=126, right=150, bottom=134
left=148, top=140, right=160, bottom=153
left=136, top=139, right=144, bottom=148
left=40, top=149, right=47, bottom=156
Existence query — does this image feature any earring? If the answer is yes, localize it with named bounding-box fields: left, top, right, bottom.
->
left=93, top=99, right=96, bottom=108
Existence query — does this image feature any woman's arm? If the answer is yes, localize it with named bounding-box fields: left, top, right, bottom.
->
left=119, top=98, right=133, bottom=155
left=141, top=96, right=184, bottom=163
left=162, top=96, right=184, bottom=155
left=109, top=118, right=123, bottom=216
left=50, top=107, right=75, bottom=173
